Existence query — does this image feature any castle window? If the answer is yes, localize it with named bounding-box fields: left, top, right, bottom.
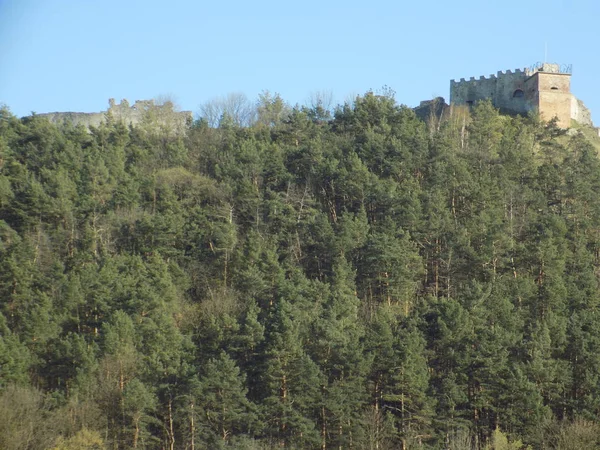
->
left=551, top=86, right=559, bottom=90
left=513, top=89, right=524, bottom=98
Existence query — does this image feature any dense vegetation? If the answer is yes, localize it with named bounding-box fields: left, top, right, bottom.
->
left=2, top=94, right=600, bottom=449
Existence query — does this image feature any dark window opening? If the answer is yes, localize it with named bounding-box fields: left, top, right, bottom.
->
left=513, top=89, right=524, bottom=98
left=551, top=86, right=559, bottom=90
left=466, top=100, right=474, bottom=106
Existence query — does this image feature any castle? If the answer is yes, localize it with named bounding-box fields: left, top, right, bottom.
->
left=449, top=63, right=592, bottom=128
left=39, top=99, right=193, bottom=132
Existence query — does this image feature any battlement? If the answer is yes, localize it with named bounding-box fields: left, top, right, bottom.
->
left=451, top=68, right=526, bottom=85
left=497, top=68, right=524, bottom=75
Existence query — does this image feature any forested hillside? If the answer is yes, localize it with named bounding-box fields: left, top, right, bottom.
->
left=2, top=94, right=600, bottom=449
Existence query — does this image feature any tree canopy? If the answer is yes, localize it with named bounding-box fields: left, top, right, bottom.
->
left=1, top=96, right=600, bottom=449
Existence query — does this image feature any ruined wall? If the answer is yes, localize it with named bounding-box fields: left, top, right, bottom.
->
left=414, top=97, right=450, bottom=122
left=38, top=99, right=193, bottom=132
left=41, top=111, right=106, bottom=128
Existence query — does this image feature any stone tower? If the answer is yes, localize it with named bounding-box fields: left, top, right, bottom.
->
left=526, top=63, right=572, bottom=128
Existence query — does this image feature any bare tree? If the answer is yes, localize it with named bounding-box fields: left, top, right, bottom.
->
left=305, top=89, right=334, bottom=121
left=342, top=91, right=359, bottom=110
left=198, top=92, right=256, bottom=128
left=306, top=89, right=334, bottom=112
left=154, top=93, right=182, bottom=112
left=376, top=85, right=396, bottom=99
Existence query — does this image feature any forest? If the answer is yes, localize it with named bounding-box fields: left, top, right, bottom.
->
left=1, top=92, right=600, bottom=449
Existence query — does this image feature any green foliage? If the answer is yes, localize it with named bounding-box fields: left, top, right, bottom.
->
left=483, top=427, right=530, bottom=450
left=51, top=428, right=106, bottom=450
left=197, top=352, right=259, bottom=447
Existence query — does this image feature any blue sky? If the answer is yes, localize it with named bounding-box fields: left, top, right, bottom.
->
left=1, top=0, right=598, bottom=122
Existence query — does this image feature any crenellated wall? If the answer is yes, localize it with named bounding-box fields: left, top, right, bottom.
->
left=450, top=69, right=533, bottom=114
left=450, top=74, right=497, bottom=106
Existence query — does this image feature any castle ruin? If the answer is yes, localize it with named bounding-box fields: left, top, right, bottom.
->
left=39, top=99, right=193, bottom=132
left=449, top=63, right=592, bottom=128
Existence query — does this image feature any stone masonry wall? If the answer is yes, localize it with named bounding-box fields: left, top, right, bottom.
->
left=535, top=73, right=572, bottom=128
left=40, top=111, right=106, bottom=128
left=494, top=69, right=530, bottom=114
left=450, top=75, right=497, bottom=105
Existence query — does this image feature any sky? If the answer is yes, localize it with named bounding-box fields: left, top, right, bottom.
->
left=0, top=0, right=598, bottom=122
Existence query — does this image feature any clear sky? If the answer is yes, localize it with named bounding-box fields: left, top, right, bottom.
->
left=1, top=0, right=598, bottom=122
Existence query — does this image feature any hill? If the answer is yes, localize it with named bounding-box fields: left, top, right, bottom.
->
left=2, top=95, right=600, bottom=449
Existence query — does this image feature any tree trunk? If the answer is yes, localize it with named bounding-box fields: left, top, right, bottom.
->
left=167, top=398, right=175, bottom=450
left=190, top=400, right=195, bottom=450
